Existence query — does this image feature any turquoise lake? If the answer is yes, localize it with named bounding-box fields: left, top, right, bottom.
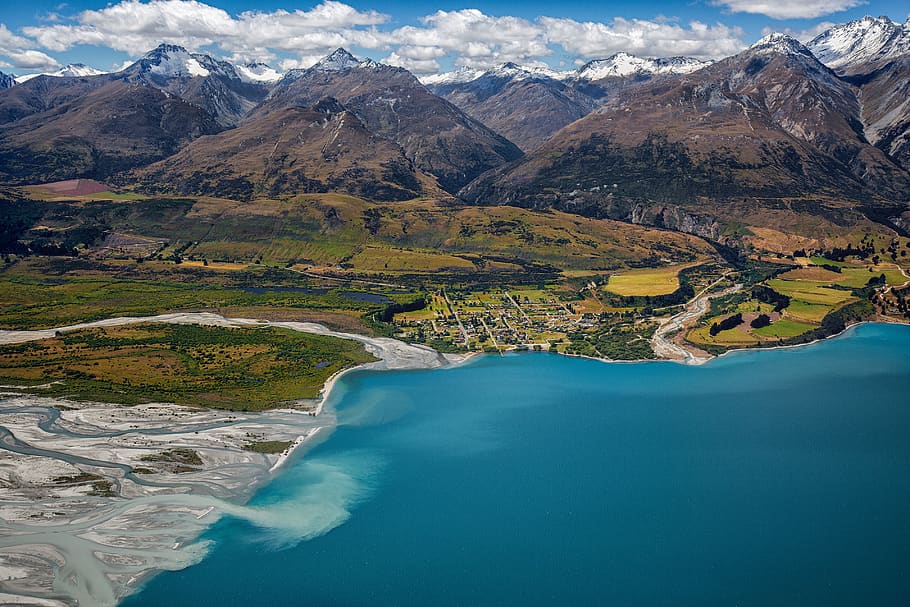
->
left=124, top=323, right=910, bottom=606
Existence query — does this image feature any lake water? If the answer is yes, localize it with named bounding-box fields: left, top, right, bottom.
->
left=124, top=323, right=910, bottom=606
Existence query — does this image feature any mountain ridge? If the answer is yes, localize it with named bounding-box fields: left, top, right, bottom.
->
left=458, top=33, right=910, bottom=241
left=256, top=48, right=523, bottom=194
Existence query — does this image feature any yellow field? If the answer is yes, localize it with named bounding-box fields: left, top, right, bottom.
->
left=604, top=264, right=695, bottom=297
left=766, top=279, right=854, bottom=306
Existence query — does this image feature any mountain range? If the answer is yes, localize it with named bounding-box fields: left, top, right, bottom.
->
left=1, top=15, right=909, bottom=245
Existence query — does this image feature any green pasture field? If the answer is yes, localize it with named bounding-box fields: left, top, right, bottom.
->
left=752, top=319, right=816, bottom=338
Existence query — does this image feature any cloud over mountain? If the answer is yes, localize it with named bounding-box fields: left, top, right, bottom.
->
left=9, top=0, right=748, bottom=74
left=0, top=24, right=59, bottom=70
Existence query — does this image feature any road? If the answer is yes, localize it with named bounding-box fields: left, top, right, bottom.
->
left=442, top=289, right=471, bottom=344
left=503, top=291, right=532, bottom=323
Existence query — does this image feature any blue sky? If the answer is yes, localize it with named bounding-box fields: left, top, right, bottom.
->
left=1, top=0, right=908, bottom=75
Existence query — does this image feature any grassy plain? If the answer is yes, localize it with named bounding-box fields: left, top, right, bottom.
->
left=604, top=264, right=696, bottom=297
left=0, top=324, right=376, bottom=410
left=0, top=258, right=421, bottom=331
left=752, top=319, right=816, bottom=338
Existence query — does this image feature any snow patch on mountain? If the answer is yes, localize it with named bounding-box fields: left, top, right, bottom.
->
left=575, top=53, right=709, bottom=80
left=749, top=33, right=816, bottom=59
left=419, top=67, right=487, bottom=86
left=148, top=47, right=210, bottom=78
left=311, top=48, right=363, bottom=72
left=422, top=62, right=567, bottom=86
left=14, top=64, right=107, bottom=83
left=236, top=63, right=283, bottom=84
left=808, top=16, right=910, bottom=69
left=126, top=44, right=242, bottom=81
left=422, top=54, right=707, bottom=87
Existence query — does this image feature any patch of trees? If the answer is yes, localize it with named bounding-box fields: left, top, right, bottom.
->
left=742, top=261, right=791, bottom=285
left=710, top=313, right=742, bottom=336
left=817, top=243, right=873, bottom=262
left=851, top=274, right=887, bottom=300
left=375, top=296, right=428, bottom=323
left=0, top=196, right=44, bottom=254
left=750, top=314, right=771, bottom=329
left=752, top=285, right=790, bottom=312
left=362, top=208, right=382, bottom=235
left=710, top=239, right=748, bottom=269
left=818, top=301, right=869, bottom=335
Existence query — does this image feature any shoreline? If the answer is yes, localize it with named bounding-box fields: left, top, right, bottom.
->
left=0, top=311, right=900, bottom=606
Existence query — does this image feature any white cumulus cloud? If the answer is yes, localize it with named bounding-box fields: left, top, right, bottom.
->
left=0, top=23, right=60, bottom=70
left=4, top=49, right=61, bottom=70
left=712, top=0, right=865, bottom=20
left=541, top=16, right=745, bottom=60
left=23, top=0, right=391, bottom=63
left=10, top=1, right=753, bottom=75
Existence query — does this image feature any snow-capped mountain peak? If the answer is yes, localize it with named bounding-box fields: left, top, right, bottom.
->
left=575, top=53, right=709, bottom=80
left=13, top=63, right=108, bottom=83
left=750, top=33, right=815, bottom=58
left=488, top=62, right=567, bottom=81
left=311, top=48, right=362, bottom=72
left=146, top=45, right=210, bottom=77
left=418, top=67, right=488, bottom=86
left=235, top=62, right=283, bottom=84
left=419, top=62, right=567, bottom=87
left=421, top=54, right=708, bottom=87
left=127, top=44, right=240, bottom=80
left=55, top=64, right=107, bottom=78
left=807, top=15, right=910, bottom=70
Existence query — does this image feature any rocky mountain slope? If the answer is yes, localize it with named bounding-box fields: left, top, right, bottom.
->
left=0, top=80, right=220, bottom=183
left=809, top=16, right=910, bottom=172
left=255, top=49, right=522, bottom=194
left=115, top=44, right=269, bottom=126
left=425, top=54, right=710, bottom=150
left=425, top=63, right=597, bottom=151
left=459, top=34, right=910, bottom=238
left=0, top=71, right=18, bottom=89
left=132, top=98, right=445, bottom=202
left=0, top=73, right=108, bottom=125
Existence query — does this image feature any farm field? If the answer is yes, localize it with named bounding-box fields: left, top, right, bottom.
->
left=752, top=319, right=817, bottom=338
left=688, top=324, right=760, bottom=347
left=346, top=246, right=476, bottom=273
left=685, top=252, right=907, bottom=350
left=604, top=265, right=694, bottom=297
